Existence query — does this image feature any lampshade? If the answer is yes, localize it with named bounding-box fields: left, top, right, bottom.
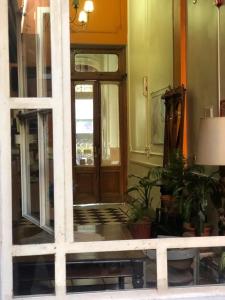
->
left=84, top=0, right=94, bottom=13
left=196, top=117, right=225, bottom=165
left=78, top=10, right=88, bottom=23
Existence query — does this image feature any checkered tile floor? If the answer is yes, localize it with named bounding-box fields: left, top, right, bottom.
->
left=74, top=207, right=129, bottom=225
left=16, top=206, right=129, bottom=228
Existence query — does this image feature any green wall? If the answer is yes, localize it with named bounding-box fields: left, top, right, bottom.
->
left=187, top=0, right=225, bottom=156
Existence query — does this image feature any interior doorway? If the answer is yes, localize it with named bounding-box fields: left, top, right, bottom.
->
left=71, top=47, right=127, bottom=204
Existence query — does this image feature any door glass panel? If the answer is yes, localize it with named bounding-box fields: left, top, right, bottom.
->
left=75, top=84, right=94, bottom=166
left=75, top=54, right=118, bottom=72
left=8, top=0, right=52, bottom=97
left=101, top=84, right=120, bottom=166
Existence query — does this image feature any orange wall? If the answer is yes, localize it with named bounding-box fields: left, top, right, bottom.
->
left=70, top=0, right=127, bottom=45
left=180, top=0, right=187, bottom=157
left=21, top=0, right=49, bottom=34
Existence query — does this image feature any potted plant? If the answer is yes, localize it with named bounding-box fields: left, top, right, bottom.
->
left=174, top=167, right=222, bottom=236
left=153, top=151, right=198, bottom=216
left=127, top=170, right=158, bottom=239
left=153, top=151, right=192, bottom=213
left=154, top=150, right=222, bottom=236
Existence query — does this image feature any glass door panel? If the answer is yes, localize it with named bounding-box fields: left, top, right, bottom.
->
left=73, top=83, right=99, bottom=204
left=101, top=84, right=120, bottom=166
left=72, top=81, right=123, bottom=204
left=75, top=84, right=94, bottom=166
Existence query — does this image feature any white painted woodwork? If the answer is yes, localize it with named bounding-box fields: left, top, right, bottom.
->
left=0, top=0, right=12, bottom=298
left=1, top=0, right=225, bottom=299
left=60, top=0, right=74, bottom=244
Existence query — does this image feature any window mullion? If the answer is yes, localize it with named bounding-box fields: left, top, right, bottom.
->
left=0, top=0, right=12, bottom=298
left=156, top=247, right=168, bottom=291
left=61, top=0, right=74, bottom=243
left=51, top=0, right=67, bottom=296
left=0, top=106, right=13, bottom=299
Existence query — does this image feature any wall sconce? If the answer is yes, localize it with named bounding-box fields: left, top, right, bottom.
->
left=71, top=0, right=94, bottom=27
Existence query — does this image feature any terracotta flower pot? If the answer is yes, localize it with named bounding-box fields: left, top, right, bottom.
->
left=201, top=225, right=212, bottom=236
left=129, top=222, right=151, bottom=239
left=182, top=222, right=196, bottom=236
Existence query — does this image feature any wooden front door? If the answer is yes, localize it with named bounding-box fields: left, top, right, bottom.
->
left=72, top=81, right=126, bottom=204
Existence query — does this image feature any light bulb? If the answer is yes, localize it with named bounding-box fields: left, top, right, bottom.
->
left=84, top=0, right=94, bottom=13
left=78, top=10, right=88, bottom=23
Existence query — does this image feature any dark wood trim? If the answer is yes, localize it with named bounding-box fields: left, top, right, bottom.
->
left=71, top=46, right=127, bottom=203
left=94, top=81, right=101, bottom=201
left=70, top=45, right=127, bottom=79
left=71, top=73, right=126, bottom=82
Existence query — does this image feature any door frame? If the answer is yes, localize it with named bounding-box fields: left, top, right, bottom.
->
left=71, top=46, right=128, bottom=203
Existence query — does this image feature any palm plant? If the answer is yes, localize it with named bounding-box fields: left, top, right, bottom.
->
left=153, top=150, right=222, bottom=235
left=127, top=170, right=158, bottom=223
left=178, top=170, right=221, bottom=235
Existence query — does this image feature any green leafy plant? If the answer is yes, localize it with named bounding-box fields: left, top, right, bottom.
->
left=170, top=161, right=222, bottom=235
left=127, top=170, right=158, bottom=223
left=153, top=150, right=222, bottom=235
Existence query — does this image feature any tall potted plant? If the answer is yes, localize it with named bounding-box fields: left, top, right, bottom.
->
left=154, top=150, right=221, bottom=236
left=127, top=170, right=158, bottom=238
left=170, top=160, right=222, bottom=236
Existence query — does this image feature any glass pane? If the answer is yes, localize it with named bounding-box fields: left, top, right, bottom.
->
left=27, top=115, right=40, bottom=220
left=75, top=54, right=118, bottom=72
left=11, top=109, right=54, bottom=244
left=75, top=84, right=94, bottom=166
left=8, top=0, right=52, bottom=97
left=43, top=113, right=54, bottom=230
left=101, top=84, right=120, bottom=166
left=13, top=255, right=55, bottom=296
left=74, top=204, right=132, bottom=242
left=167, top=247, right=225, bottom=287
left=66, top=250, right=156, bottom=293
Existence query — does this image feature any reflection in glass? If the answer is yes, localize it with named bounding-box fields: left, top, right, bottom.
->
left=75, top=84, right=94, bottom=166
left=13, top=255, right=55, bottom=296
left=166, top=247, right=224, bottom=287
left=8, top=0, right=52, bottom=97
left=27, top=115, right=40, bottom=220
left=101, top=84, right=120, bottom=166
left=11, top=109, right=54, bottom=244
left=75, top=54, right=118, bottom=72
left=66, top=250, right=156, bottom=293
left=42, top=113, right=54, bottom=230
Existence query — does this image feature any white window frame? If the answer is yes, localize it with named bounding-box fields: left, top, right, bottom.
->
left=1, top=0, right=225, bottom=300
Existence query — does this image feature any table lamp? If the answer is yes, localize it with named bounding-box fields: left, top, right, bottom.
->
left=195, top=117, right=225, bottom=235
left=196, top=117, right=225, bottom=166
